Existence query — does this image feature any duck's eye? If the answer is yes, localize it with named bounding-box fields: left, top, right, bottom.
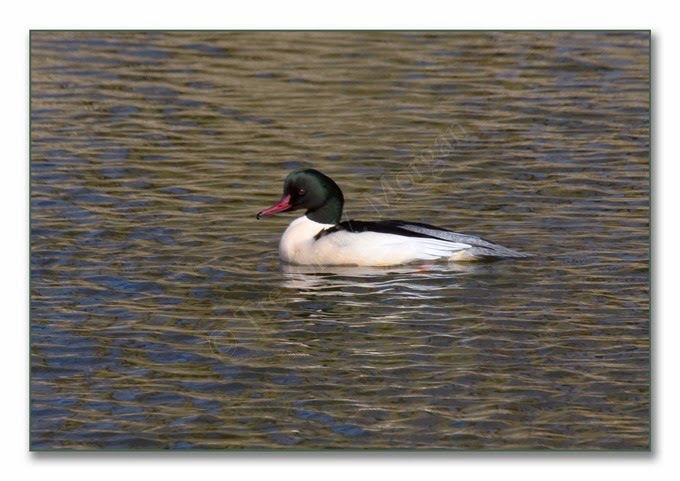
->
left=297, top=188, right=306, bottom=196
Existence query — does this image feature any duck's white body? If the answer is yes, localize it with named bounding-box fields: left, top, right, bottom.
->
left=280, top=216, right=490, bottom=266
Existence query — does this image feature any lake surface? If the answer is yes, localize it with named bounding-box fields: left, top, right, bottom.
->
left=30, top=31, right=649, bottom=450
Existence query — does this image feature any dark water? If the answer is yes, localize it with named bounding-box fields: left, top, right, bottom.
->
left=30, top=31, right=649, bottom=450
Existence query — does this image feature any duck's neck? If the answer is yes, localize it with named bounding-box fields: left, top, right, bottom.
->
left=306, top=189, right=344, bottom=224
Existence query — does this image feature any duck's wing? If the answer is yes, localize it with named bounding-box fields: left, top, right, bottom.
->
left=384, top=220, right=531, bottom=259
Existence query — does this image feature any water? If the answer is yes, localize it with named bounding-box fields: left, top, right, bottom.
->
left=30, top=31, right=649, bottom=450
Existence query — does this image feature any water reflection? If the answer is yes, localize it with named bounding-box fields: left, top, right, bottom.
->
left=279, top=261, right=478, bottom=291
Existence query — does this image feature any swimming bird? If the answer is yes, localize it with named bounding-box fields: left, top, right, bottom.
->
left=256, top=169, right=529, bottom=266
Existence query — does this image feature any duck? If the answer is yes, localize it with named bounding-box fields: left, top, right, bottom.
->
left=256, top=168, right=530, bottom=266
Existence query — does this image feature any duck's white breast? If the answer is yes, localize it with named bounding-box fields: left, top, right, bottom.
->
left=278, top=216, right=334, bottom=264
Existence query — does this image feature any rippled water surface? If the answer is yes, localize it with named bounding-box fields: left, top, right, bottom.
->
left=30, top=31, right=649, bottom=450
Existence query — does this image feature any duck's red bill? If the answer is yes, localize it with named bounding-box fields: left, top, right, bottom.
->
left=257, top=194, right=293, bottom=219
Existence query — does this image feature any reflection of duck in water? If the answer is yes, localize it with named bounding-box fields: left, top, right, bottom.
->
left=257, top=169, right=529, bottom=266
left=278, top=262, right=477, bottom=292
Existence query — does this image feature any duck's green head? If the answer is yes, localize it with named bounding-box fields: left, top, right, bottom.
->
left=256, top=168, right=345, bottom=224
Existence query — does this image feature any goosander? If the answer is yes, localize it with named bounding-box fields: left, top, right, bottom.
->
left=256, top=169, right=529, bottom=266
